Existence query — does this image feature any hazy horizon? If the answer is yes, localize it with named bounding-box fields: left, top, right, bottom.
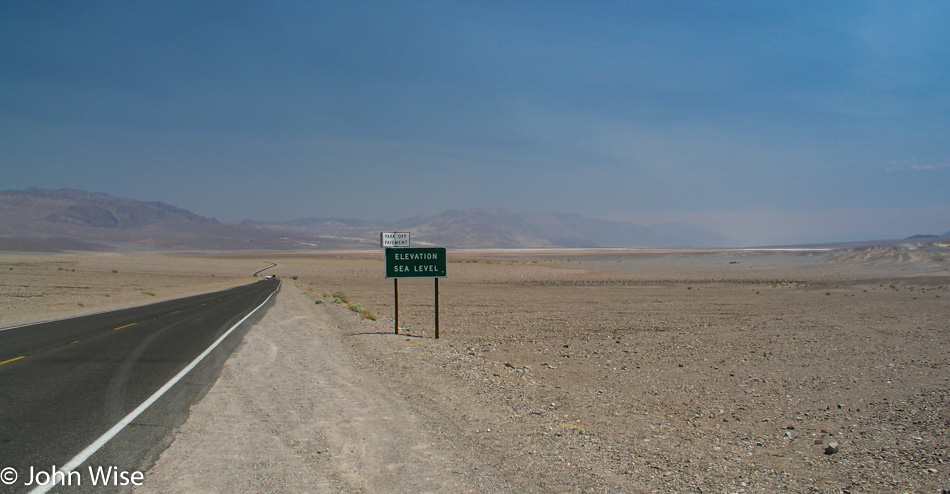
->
left=3, top=2, right=949, bottom=246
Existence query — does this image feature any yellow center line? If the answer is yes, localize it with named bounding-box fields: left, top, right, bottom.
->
left=199, top=303, right=207, bottom=307
left=113, top=322, right=137, bottom=331
left=0, top=356, right=25, bottom=366
left=169, top=310, right=181, bottom=315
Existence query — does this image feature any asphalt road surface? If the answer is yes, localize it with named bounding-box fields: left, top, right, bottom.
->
left=0, top=277, right=280, bottom=493
left=250, top=262, right=277, bottom=278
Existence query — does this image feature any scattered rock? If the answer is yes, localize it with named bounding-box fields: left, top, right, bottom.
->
left=824, top=441, right=839, bottom=455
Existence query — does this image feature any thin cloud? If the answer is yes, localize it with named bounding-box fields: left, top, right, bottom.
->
left=886, top=161, right=950, bottom=172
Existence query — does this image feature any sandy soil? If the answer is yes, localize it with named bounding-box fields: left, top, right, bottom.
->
left=3, top=247, right=949, bottom=492
left=0, top=252, right=264, bottom=328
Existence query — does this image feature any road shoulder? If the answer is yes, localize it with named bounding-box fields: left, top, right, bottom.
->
left=135, top=282, right=478, bottom=493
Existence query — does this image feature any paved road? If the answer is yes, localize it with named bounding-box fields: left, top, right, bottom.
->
left=251, top=262, right=277, bottom=277
left=0, top=278, right=280, bottom=493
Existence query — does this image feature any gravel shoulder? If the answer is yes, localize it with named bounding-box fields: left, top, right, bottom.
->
left=135, top=282, right=492, bottom=493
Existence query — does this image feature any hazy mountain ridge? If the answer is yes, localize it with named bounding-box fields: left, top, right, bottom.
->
left=0, top=189, right=354, bottom=251
left=1, top=188, right=215, bottom=229
left=393, top=209, right=732, bottom=248
left=262, top=209, right=733, bottom=249
left=906, top=232, right=950, bottom=240
left=3, top=188, right=944, bottom=252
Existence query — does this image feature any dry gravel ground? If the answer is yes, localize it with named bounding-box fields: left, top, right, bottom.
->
left=0, top=252, right=257, bottom=328
left=3, top=246, right=950, bottom=492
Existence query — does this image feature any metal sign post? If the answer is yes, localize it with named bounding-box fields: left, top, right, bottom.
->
left=381, top=232, right=410, bottom=334
left=434, top=278, right=439, bottom=339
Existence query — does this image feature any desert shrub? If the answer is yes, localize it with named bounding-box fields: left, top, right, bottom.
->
left=291, top=275, right=299, bottom=280
left=327, top=291, right=376, bottom=320
left=360, top=308, right=378, bottom=321
left=315, top=300, right=323, bottom=305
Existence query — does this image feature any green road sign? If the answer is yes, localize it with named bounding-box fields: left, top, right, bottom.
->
left=385, top=247, right=446, bottom=278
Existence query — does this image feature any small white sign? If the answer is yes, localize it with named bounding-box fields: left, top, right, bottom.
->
left=381, top=232, right=410, bottom=248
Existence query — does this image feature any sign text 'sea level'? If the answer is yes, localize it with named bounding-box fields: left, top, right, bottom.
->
left=385, top=247, right=446, bottom=278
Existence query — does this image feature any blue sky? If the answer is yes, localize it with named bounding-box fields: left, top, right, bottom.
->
left=2, top=1, right=948, bottom=245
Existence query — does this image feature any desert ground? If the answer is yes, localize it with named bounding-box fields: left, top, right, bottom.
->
left=2, top=245, right=949, bottom=492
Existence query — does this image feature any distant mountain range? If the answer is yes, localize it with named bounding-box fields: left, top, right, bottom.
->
left=255, top=209, right=733, bottom=249
left=907, top=233, right=950, bottom=240
left=1, top=188, right=945, bottom=252
left=0, top=188, right=358, bottom=251
left=0, top=188, right=733, bottom=252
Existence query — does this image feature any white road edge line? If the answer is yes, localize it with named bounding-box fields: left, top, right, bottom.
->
left=28, top=281, right=281, bottom=494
